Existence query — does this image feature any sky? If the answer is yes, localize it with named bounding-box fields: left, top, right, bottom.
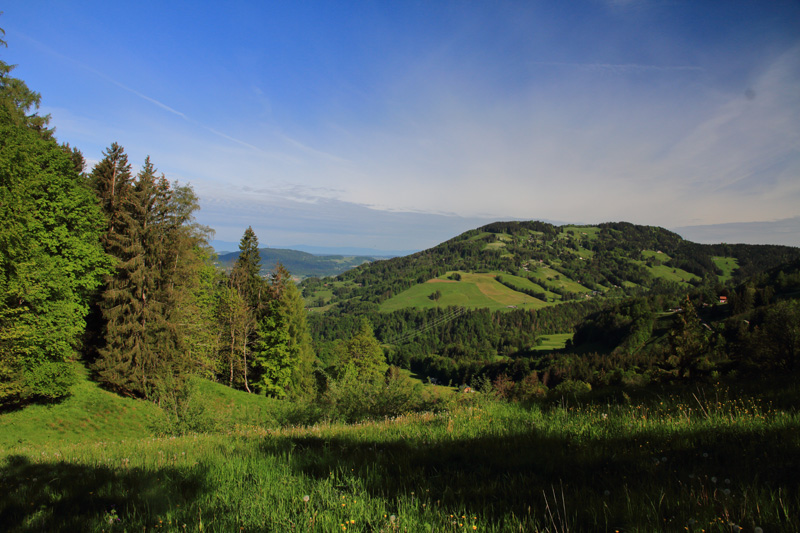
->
left=2, top=1, right=799, bottom=252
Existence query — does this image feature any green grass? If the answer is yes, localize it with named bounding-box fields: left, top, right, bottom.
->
left=502, top=273, right=560, bottom=301
left=526, top=265, right=593, bottom=294
left=380, top=272, right=548, bottom=312
left=3, top=380, right=797, bottom=532
left=713, top=256, right=739, bottom=284
left=533, top=333, right=573, bottom=351
left=0, top=364, right=160, bottom=449
left=561, top=225, right=601, bottom=240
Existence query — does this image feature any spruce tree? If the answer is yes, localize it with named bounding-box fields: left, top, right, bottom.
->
left=94, top=156, right=206, bottom=399
left=251, top=263, right=316, bottom=398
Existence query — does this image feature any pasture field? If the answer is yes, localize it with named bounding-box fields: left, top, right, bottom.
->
left=532, top=333, right=573, bottom=351
left=713, top=256, right=739, bottom=284
left=380, top=273, right=547, bottom=312
left=525, top=265, right=593, bottom=294
left=501, top=273, right=560, bottom=301
left=2, top=378, right=798, bottom=532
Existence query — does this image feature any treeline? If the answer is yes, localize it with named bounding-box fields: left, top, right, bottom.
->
left=308, top=298, right=607, bottom=383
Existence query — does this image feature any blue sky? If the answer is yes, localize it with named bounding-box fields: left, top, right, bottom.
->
left=3, top=1, right=799, bottom=251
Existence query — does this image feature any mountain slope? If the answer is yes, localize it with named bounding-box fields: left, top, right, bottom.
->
left=304, top=220, right=800, bottom=312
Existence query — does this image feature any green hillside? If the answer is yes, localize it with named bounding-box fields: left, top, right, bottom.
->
left=303, top=220, right=800, bottom=313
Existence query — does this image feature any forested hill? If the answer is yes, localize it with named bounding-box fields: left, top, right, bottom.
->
left=304, top=220, right=800, bottom=311
left=216, top=248, right=379, bottom=280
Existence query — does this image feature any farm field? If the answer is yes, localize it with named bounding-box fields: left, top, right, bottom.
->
left=2, top=377, right=798, bottom=532
left=532, top=333, right=573, bottom=351
left=380, top=272, right=548, bottom=312
left=713, top=256, right=739, bottom=284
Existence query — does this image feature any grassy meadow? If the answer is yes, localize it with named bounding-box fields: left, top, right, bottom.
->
left=380, top=273, right=548, bottom=312
left=1, top=369, right=798, bottom=532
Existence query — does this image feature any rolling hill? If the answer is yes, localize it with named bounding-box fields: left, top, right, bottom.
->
left=302, top=220, right=800, bottom=312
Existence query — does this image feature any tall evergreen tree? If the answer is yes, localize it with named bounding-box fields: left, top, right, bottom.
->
left=218, top=227, right=267, bottom=392
left=93, top=156, right=207, bottom=399
left=251, top=263, right=317, bottom=398
left=90, top=143, right=133, bottom=240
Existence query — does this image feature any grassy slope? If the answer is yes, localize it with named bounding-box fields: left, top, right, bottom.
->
left=380, top=272, right=548, bottom=312
left=0, top=365, right=161, bottom=450
left=713, top=256, right=739, bottom=283
left=2, top=379, right=798, bottom=532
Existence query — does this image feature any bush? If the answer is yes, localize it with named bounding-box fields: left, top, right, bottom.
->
left=321, top=366, right=422, bottom=423
left=549, top=379, right=592, bottom=401
left=24, top=361, right=76, bottom=401
left=152, top=377, right=220, bottom=436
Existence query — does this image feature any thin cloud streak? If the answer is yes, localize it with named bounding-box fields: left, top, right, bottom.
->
left=530, top=61, right=705, bottom=73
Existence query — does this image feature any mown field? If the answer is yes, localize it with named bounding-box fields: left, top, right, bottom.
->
left=380, top=272, right=549, bottom=312
left=1, top=370, right=798, bottom=532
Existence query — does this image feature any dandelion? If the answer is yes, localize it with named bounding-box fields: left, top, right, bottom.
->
left=303, top=495, right=310, bottom=503
left=604, top=490, right=611, bottom=496
left=390, top=515, right=396, bottom=523
left=711, top=477, right=717, bottom=483
left=754, top=527, right=763, bottom=533
left=723, top=489, right=731, bottom=496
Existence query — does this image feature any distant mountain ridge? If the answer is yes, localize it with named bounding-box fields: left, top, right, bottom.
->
left=216, top=247, right=384, bottom=280
left=209, top=240, right=413, bottom=257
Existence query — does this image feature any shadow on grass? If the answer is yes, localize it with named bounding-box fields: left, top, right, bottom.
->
left=0, top=454, right=207, bottom=533
left=263, top=414, right=800, bottom=531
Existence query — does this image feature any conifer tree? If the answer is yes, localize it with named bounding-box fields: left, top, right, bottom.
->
left=335, top=318, right=387, bottom=383
left=219, top=227, right=266, bottom=392
left=251, top=263, right=317, bottom=398
left=94, top=156, right=207, bottom=399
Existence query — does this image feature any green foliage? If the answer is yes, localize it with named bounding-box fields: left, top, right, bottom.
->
left=92, top=152, right=209, bottom=400
left=0, top=66, right=109, bottom=404
left=334, top=318, right=387, bottom=382
left=549, top=379, right=592, bottom=400
left=321, top=365, right=423, bottom=423
left=252, top=299, right=293, bottom=397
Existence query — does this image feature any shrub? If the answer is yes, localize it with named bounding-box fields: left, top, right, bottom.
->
left=549, top=379, right=592, bottom=401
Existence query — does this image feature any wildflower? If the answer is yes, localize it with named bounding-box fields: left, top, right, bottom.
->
left=711, top=477, right=717, bottom=483
left=390, top=515, right=396, bottom=523
left=303, top=495, right=310, bottom=503
left=604, top=490, right=611, bottom=496
left=723, top=489, right=731, bottom=496
left=755, top=528, right=763, bottom=533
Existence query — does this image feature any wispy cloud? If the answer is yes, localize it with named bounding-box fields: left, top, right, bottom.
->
left=530, top=61, right=705, bottom=73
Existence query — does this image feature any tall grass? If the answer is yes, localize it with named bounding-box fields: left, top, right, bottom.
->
left=1, top=381, right=798, bottom=532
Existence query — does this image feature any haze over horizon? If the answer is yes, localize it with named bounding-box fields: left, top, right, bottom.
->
left=3, top=1, right=799, bottom=249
